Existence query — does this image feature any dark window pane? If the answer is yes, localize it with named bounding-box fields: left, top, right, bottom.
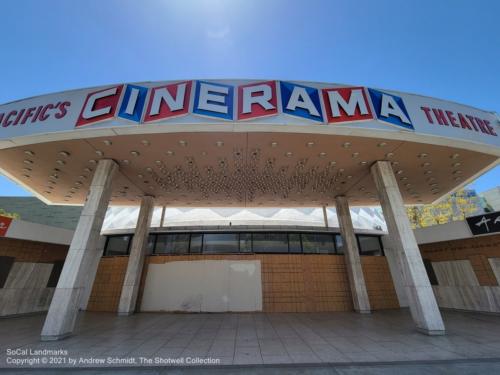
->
left=105, top=235, right=131, bottom=256
left=239, top=233, right=252, bottom=253
left=289, top=234, right=302, bottom=253
left=155, top=234, right=190, bottom=254
left=335, top=234, right=344, bottom=255
left=0, top=256, right=14, bottom=288
left=190, top=234, right=203, bottom=253
left=358, top=235, right=383, bottom=256
left=301, top=233, right=335, bottom=254
left=423, top=259, right=439, bottom=285
left=146, top=234, right=156, bottom=254
left=46, top=261, right=64, bottom=287
left=252, top=233, right=288, bottom=253
left=203, top=233, right=239, bottom=253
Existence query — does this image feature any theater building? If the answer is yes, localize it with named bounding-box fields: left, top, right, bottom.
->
left=0, top=79, right=499, bottom=341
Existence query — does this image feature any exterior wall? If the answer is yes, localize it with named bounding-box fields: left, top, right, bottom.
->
left=0, top=237, right=68, bottom=316
left=362, top=256, right=400, bottom=310
left=88, top=254, right=399, bottom=313
left=419, top=233, right=500, bottom=313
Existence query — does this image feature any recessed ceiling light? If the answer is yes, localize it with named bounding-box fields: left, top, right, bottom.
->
left=121, top=160, right=130, bottom=165
left=103, top=140, right=112, bottom=146
left=396, top=170, right=404, bottom=174
left=22, top=168, right=31, bottom=172
left=347, top=175, right=353, bottom=179
left=342, top=142, right=351, bottom=148
left=24, top=150, right=35, bottom=156
left=270, top=142, right=278, bottom=148
left=179, top=140, right=187, bottom=147
left=359, top=161, right=367, bottom=165
left=166, top=150, right=175, bottom=156
left=59, top=151, right=70, bottom=157
left=216, top=141, right=224, bottom=147
left=338, top=168, right=345, bottom=173
left=424, top=170, right=433, bottom=175
left=418, top=153, right=428, bottom=158
left=83, top=167, right=92, bottom=173
left=450, top=153, right=460, bottom=159
left=141, top=140, right=151, bottom=146
left=95, top=150, right=104, bottom=156
left=319, top=152, right=327, bottom=158
left=329, top=161, right=336, bottom=166
left=352, top=152, right=359, bottom=158
left=377, top=142, right=387, bottom=147
left=453, top=170, right=462, bottom=175
left=146, top=167, right=153, bottom=172
left=452, top=162, right=461, bottom=167
left=130, top=151, right=140, bottom=157
left=78, top=175, right=87, bottom=179
left=421, top=162, right=431, bottom=167
left=454, top=176, right=462, bottom=181
left=23, top=159, right=33, bottom=165
left=385, top=152, right=394, bottom=158
left=400, top=176, right=408, bottom=181
left=285, top=152, right=293, bottom=157
left=56, top=160, right=65, bottom=166
left=307, top=142, right=315, bottom=147
left=137, top=174, right=144, bottom=179
left=88, top=159, right=96, bottom=164
left=22, top=174, right=30, bottom=178
left=155, top=160, right=162, bottom=165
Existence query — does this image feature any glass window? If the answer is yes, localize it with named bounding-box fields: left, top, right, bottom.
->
left=288, top=233, right=302, bottom=253
left=146, top=234, right=156, bottom=254
left=203, top=233, right=239, bottom=253
left=301, top=233, right=335, bottom=254
left=335, top=234, right=344, bottom=255
left=189, top=233, right=203, bottom=253
left=239, top=233, right=252, bottom=253
left=105, top=235, right=131, bottom=256
left=252, top=233, right=288, bottom=253
left=357, top=235, right=383, bottom=256
left=155, top=234, right=190, bottom=254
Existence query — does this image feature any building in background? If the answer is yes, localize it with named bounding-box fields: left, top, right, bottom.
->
left=481, top=187, right=500, bottom=211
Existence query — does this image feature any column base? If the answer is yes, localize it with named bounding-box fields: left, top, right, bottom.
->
left=416, top=327, right=445, bottom=336
left=355, top=309, right=372, bottom=314
left=117, top=311, right=134, bottom=317
left=41, top=332, right=72, bottom=341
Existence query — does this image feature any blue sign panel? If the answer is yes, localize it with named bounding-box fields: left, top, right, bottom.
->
left=118, top=84, right=148, bottom=122
left=280, top=81, right=323, bottom=122
left=193, top=81, right=234, bottom=120
left=368, top=88, right=413, bottom=130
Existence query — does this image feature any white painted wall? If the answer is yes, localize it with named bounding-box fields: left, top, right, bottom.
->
left=414, top=220, right=472, bottom=244
left=5, top=219, right=73, bottom=245
left=140, top=260, right=262, bottom=312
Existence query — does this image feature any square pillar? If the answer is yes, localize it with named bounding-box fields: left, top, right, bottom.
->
left=335, top=196, right=371, bottom=313
left=371, top=160, right=445, bottom=335
left=118, top=195, right=154, bottom=316
left=79, top=235, right=106, bottom=310
left=41, top=159, right=118, bottom=341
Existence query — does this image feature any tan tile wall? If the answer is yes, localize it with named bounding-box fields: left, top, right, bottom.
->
left=88, top=253, right=399, bottom=313
left=86, top=256, right=129, bottom=312
left=420, top=233, right=500, bottom=286
left=0, top=237, right=68, bottom=262
left=362, top=256, right=400, bottom=309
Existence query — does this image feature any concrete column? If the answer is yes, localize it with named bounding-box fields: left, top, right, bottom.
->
left=118, top=195, right=154, bottom=316
left=160, top=206, right=166, bottom=227
left=41, top=159, right=118, bottom=341
left=335, top=196, right=371, bottom=313
left=322, top=206, right=329, bottom=228
left=79, top=235, right=106, bottom=310
left=381, top=235, right=409, bottom=307
left=371, top=161, right=445, bottom=335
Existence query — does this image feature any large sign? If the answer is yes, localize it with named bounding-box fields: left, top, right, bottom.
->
left=0, top=216, right=12, bottom=237
left=466, top=211, right=500, bottom=236
left=0, top=80, right=498, bottom=150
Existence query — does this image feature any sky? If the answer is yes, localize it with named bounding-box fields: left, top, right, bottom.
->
left=0, top=0, right=498, bottom=196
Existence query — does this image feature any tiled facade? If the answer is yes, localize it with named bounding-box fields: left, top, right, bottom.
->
left=420, top=233, right=500, bottom=286
left=0, top=237, right=68, bottom=263
left=87, top=254, right=400, bottom=313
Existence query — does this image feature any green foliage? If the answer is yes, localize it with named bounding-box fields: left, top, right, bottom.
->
left=0, top=208, right=20, bottom=220
left=406, top=189, right=484, bottom=229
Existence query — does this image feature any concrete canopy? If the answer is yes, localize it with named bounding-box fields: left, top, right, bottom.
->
left=0, top=79, right=498, bottom=207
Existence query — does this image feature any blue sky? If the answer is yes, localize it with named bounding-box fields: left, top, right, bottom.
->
left=0, top=0, right=498, bottom=196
